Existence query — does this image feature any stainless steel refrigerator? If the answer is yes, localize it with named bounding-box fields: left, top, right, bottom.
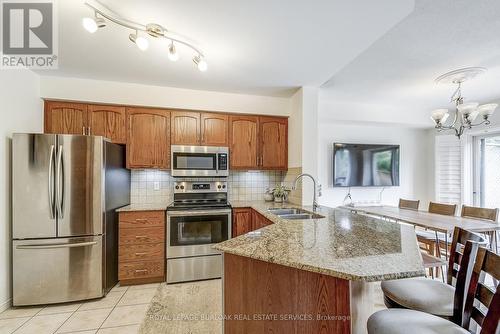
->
left=12, top=134, right=130, bottom=306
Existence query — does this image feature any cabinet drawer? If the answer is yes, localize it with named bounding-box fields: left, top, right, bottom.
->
left=119, top=260, right=164, bottom=280
left=119, top=242, right=164, bottom=262
left=119, top=226, right=164, bottom=245
left=119, top=211, right=165, bottom=228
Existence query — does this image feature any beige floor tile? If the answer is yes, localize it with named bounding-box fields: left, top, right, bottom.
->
left=0, top=317, right=30, bottom=334
left=97, top=324, right=139, bottom=334
left=101, top=304, right=149, bottom=328
left=127, top=283, right=160, bottom=291
left=0, top=307, right=42, bottom=319
left=57, top=308, right=112, bottom=333
left=78, top=291, right=125, bottom=311
left=15, top=313, right=72, bottom=334
left=38, top=302, right=82, bottom=315
left=110, top=284, right=128, bottom=293
left=117, top=288, right=157, bottom=306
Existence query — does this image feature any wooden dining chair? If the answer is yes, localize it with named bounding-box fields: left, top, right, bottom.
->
left=461, top=205, right=499, bottom=222
left=417, top=202, right=457, bottom=259
left=369, top=243, right=500, bottom=334
left=461, top=205, right=499, bottom=253
left=399, top=198, right=420, bottom=211
left=382, top=227, right=485, bottom=320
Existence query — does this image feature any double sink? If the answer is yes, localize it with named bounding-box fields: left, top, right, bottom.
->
left=267, top=208, right=325, bottom=220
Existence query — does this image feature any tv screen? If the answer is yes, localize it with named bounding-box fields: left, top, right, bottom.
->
left=333, top=143, right=400, bottom=187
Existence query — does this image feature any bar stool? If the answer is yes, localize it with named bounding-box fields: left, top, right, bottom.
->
left=368, top=243, right=500, bottom=334
left=381, top=227, right=485, bottom=319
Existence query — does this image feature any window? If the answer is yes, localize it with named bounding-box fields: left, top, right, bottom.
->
left=473, top=133, right=500, bottom=208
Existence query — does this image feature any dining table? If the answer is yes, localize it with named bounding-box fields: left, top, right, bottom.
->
left=340, top=205, right=500, bottom=258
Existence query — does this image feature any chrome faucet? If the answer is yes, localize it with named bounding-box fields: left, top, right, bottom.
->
left=292, top=173, right=322, bottom=212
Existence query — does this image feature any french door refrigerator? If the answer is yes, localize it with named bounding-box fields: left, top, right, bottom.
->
left=12, top=134, right=130, bottom=306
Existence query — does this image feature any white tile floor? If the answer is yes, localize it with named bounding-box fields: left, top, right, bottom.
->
left=0, top=283, right=159, bottom=334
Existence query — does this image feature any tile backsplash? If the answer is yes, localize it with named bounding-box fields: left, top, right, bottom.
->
left=130, top=170, right=288, bottom=204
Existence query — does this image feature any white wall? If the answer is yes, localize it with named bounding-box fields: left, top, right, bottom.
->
left=288, top=90, right=303, bottom=168
left=317, top=121, right=433, bottom=209
left=39, top=76, right=290, bottom=116
left=0, top=70, right=43, bottom=311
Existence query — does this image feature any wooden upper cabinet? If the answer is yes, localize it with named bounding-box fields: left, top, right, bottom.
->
left=171, top=111, right=201, bottom=145
left=201, top=113, right=228, bottom=146
left=87, top=105, right=126, bottom=144
left=44, top=101, right=88, bottom=135
left=229, top=115, right=259, bottom=169
left=259, top=116, right=288, bottom=170
left=126, top=108, right=170, bottom=169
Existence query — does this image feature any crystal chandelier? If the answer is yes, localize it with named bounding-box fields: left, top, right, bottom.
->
left=431, top=67, right=497, bottom=138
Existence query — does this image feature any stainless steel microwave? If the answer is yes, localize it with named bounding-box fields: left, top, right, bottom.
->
left=171, top=145, right=229, bottom=177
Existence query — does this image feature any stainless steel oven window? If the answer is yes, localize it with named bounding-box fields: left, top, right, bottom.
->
left=169, top=214, right=228, bottom=246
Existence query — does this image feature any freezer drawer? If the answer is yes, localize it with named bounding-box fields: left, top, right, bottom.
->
left=13, top=236, right=104, bottom=306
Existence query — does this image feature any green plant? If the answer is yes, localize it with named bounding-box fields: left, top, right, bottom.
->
left=271, top=184, right=290, bottom=199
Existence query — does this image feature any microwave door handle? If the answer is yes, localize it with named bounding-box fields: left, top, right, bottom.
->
left=216, top=154, right=219, bottom=174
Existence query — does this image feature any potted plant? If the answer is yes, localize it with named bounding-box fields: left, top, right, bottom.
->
left=271, top=184, right=290, bottom=203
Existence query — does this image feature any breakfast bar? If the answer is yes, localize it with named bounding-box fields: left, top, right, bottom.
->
left=215, top=203, right=425, bottom=334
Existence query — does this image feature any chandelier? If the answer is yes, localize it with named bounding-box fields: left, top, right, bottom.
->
left=82, top=0, right=207, bottom=71
left=431, top=67, right=497, bottom=138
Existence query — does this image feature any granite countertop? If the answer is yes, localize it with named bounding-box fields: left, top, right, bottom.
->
left=116, top=203, right=170, bottom=212
left=216, top=201, right=425, bottom=282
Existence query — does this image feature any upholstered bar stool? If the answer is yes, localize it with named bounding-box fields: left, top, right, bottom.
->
left=369, top=243, right=500, bottom=334
left=381, top=227, right=485, bottom=319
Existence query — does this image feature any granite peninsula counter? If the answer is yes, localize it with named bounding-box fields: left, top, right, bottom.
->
left=215, top=202, right=425, bottom=334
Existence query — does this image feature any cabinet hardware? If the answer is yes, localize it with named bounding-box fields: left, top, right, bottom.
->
left=134, top=252, right=147, bottom=256
left=82, top=126, right=86, bottom=135
left=87, top=127, right=91, bottom=135
left=135, top=235, right=148, bottom=239
left=134, top=218, right=148, bottom=222
left=135, top=269, right=148, bottom=273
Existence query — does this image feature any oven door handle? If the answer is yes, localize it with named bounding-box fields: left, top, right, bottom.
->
left=167, top=209, right=231, bottom=216
left=216, top=153, right=219, bottom=174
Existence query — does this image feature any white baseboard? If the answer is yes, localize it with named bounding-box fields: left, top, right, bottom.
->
left=0, top=298, right=12, bottom=313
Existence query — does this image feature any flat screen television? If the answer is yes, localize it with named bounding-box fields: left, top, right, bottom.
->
left=333, top=143, right=400, bottom=187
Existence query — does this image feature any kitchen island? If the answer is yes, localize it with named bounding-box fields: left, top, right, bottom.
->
left=214, top=202, right=425, bottom=334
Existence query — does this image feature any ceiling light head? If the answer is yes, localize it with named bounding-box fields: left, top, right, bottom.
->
left=431, top=109, right=449, bottom=125
left=477, top=103, right=498, bottom=118
left=193, top=55, right=207, bottom=72
left=168, top=42, right=179, bottom=61
left=82, top=17, right=98, bottom=33
left=129, top=32, right=149, bottom=51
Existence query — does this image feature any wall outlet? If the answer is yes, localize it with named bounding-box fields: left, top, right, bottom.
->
left=154, top=181, right=160, bottom=190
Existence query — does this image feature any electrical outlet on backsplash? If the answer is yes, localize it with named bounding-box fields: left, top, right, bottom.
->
left=130, top=170, right=298, bottom=204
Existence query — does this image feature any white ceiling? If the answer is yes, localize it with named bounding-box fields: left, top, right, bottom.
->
left=36, top=0, right=414, bottom=97
left=319, top=0, right=500, bottom=127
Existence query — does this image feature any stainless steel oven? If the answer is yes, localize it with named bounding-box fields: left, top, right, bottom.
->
left=166, top=181, right=231, bottom=283
left=171, top=145, right=229, bottom=177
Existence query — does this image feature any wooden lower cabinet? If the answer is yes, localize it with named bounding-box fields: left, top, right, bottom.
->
left=232, top=208, right=273, bottom=237
left=118, top=211, right=165, bottom=285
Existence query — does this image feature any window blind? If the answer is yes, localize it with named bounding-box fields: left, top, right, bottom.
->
left=435, top=135, right=462, bottom=204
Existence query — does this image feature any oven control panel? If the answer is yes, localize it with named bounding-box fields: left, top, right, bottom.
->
left=174, top=181, right=227, bottom=193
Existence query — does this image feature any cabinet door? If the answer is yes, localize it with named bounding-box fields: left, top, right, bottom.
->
left=171, top=111, right=201, bottom=145
left=127, top=108, right=170, bottom=169
left=259, top=116, right=288, bottom=170
left=88, top=105, right=126, bottom=144
left=229, top=116, right=259, bottom=169
left=201, top=113, right=228, bottom=146
left=232, top=208, right=253, bottom=237
left=44, top=101, right=88, bottom=135
left=252, top=210, right=273, bottom=230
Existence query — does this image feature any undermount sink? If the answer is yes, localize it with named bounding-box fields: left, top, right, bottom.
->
left=267, top=208, right=325, bottom=220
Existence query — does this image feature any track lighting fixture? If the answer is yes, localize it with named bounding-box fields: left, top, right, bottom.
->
left=84, top=0, right=207, bottom=71
left=129, top=31, right=149, bottom=51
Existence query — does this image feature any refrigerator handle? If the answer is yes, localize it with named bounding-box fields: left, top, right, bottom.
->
left=56, top=145, right=64, bottom=219
left=16, top=241, right=98, bottom=249
left=48, top=145, right=55, bottom=219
